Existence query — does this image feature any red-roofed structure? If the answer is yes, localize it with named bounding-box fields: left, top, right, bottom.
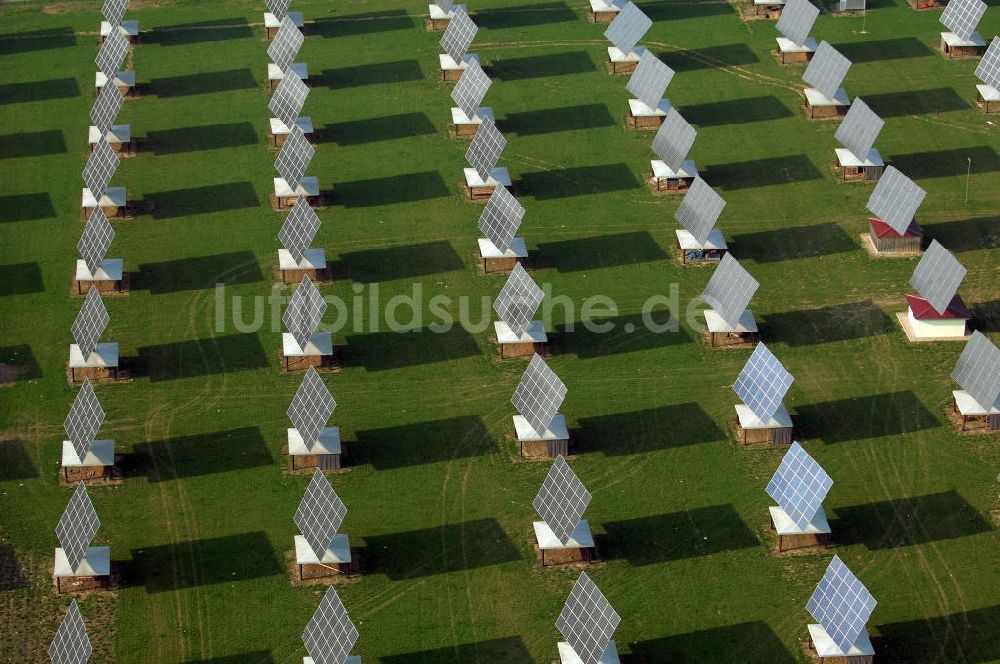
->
left=869, top=218, right=922, bottom=254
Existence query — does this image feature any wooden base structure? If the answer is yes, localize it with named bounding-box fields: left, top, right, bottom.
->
left=515, top=415, right=569, bottom=458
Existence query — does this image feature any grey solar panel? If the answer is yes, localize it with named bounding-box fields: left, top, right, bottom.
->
left=776, top=0, right=819, bottom=47
left=287, top=366, right=336, bottom=452
left=533, top=455, right=591, bottom=545
left=270, top=73, right=310, bottom=128
left=451, top=60, right=491, bottom=120
left=55, top=482, right=101, bottom=574
left=807, top=556, right=877, bottom=654
left=48, top=600, right=93, bottom=664
left=940, top=0, right=986, bottom=41
left=766, top=442, right=832, bottom=530
left=976, top=37, right=1000, bottom=89
left=283, top=275, right=327, bottom=351
left=951, top=331, right=1000, bottom=411
left=865, top=166, right=925, bottom=235
left=275, top=124, right=315, bottom=192
left=511, top=354, right=567, bottom=437
left=64, top=379, right=105, bottom=463
left=438, top=0, right=456, bottom=13
left=909, top=240, right=966, bottom=315
left=303, top=587, right=359, bottom=664
left=90, top=83, right=125, bottom=136
left=72, top=288, right=110, bottom=361
left=700, top=254, right=759, bottom=329
left=102, top=0, right=129, bottom=26
left=268, top=16, right=304, bottom=73
left=83, top=137, right=120, bottom=202
left=651, top=108, right=696, bottom=174
left=295, top=468, right=348, bottom=559
left=626, top=50, right=675, bottom=110
left=733, top=342, right=794, bottom=423
left=79, top=208, right=115, bottom=276
left=556, top=572, right=620, bottom=664
left=279, top=196, right=321, bottom=264
left=674, top=177, right=726, bottom=245
left=604, top=2, right=652, bottom=55
left=96, top=27, right=130, bottom=80
left=835, top=97, right=883, bottom=162
left=803, top=41, right=851, bottom=99
left=266, top=0, right=292, bottom=19
left=494, top=263, right=543, bottom=336
left=440, top=8, right=477, bottom=63
left=477, top=186, right=524, bottom=253
left=466, top=116, right=506, bottom=181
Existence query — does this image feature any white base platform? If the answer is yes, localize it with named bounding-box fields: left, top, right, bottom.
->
left=675, top=228, right=727, bottom=251
left=62, top=439, right=115, bottom=468
left=282, top=332, right=333, bottom=357
left=804, top=87, right=851, bottom=108
left=479, top=237, right=528, bottom=259
left=835, top=147, right=884, bottom=168
left=953, top=390, right=1000, bottom=416
left=88, top=125, right=131, bottom=145
left=69, top=342, right=119, bottom=369
left=652, top=159, right=698, bottom=180
left=265, top=11, right=304, bottom=29
left=100, top=20, right=139, bottom=38
left=941, top=31, right=985, bottom=49
left=736, top=403, right=792, bottom=430
left=451, top=106, right=495, bottom=126
left=294, top=534, right=351, bottom=565
left=534, top=519, right=595, bottom=550
left=590, top=0, right=623, bottom=12
left=439, top=53, right=479, bottom=72
left=288, top=427, right=342, bottom=456
left=976, top=84, right=999, bottom=102
left=82, top=187, right=127, bottom=210
left=270, top=116, right=314, bottom=136
left=558, top=641, right=619, bottom=664
left=769, top=505, right=830, bottom=536
left=274, top=176, right=320, bottom=198
left=279, top=248, right=326, bottom=271
left=705, top=308, right=757, bottom=334
left=608, top=45, right=645, bottom=63
left=304, top=658, right=361, bottom=664
left=95, top=70, right=136, bottom=90
left=628, top=98, right=671, bottom=117
left=268, top=62, right=309, bottom=83
left=54, top=546, right=110, bottom=578
left=776, top=36, right=817, bottom=54
left=429, top=3, right=466, bottom=19
left=514, top=414, right=568, bottom=442
left=464, top=167, right=511, bottom=188
left=76, top=259, right=123, bottom=283
left=808, top=624, right=874, bottom=658
left=495, top=320, right=547, bottom=344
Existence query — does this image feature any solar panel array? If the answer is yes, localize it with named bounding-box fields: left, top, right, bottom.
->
left=79, top=208, right=115, bottom=276
left=440, top=7, right=478, bottom=63
left=675, top=177, right=726, bottom=245
left=56, top=482, right=101, bottom=573
left=651, top=108, right=696, bottom=172
left=511, top=354, right=567, bottom=437
left=91, top=83, right=125, bottom=136
left=556, top=573, right=621, bottom=664
left=270, top=73, right=310, bottom=127
left=451, top=60, right=492, bottom=119
left=803, top=41, right=851, bottom=99
left=49, top=601, right=93, bottom=664
left=626, top=50, right=675, bottom=109
left=478, top=185, right=525, bottom=253
left=287, top=367, right=337, bottom=452
left=64, top=379, right=105, bottom=463
left=96, top=28, right=130, bottom=81
left=700, top=254, right=759, bottom=329
left=268, top=15, right=304, bottom=73
left=733, top=343, right=794, bottom=423
left=604, top=2, right=652, bottom=55
left=72, top=288, right=110, bottom=360
left=494, top=263, right=544, bottom=336
left=266, top=0, right=292, bottom=20
left=940, top=0, right=986, bottom=41
left=275, top=124, right=315, bottom=191
left=977, top=37, right=1000, bottom=89
left=865, top=166, right=925, bottom=234
left=766, top=442, right=833, bottom=530
left=951, top=331, right=1000, bottom=410
left=279, top=196, right=321, bottom=264
left=466, top=117, right=506, bottom=181
left=303, top=587, right=359, bottom=664
left=776, top=0, right=819, bottom=46
left=807, top=556, right=877, bottom=654
left=438, top=0, right=456, bottom=13
left=835, top=98, right=883, bottom=162
left=283, top=275, right=327, bottom=351
left=102, top=0, right=129, bottom=27
left=533, top=455, right=592, bottom=545
left=909, top=240, right=967, bottom=315
left=83, top=138, right=120, bottom=201
left=295, top=468, right=348, bottom=559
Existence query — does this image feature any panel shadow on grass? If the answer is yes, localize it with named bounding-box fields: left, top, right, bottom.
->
left=536, top=231, right=666, bottom=272
left=762, top=301, right=894, bottom=347
left=312, top=10, right=415, bottom=37
left=628, top=622, right=796, bottom=663
left=0, top=440, right=37, bottom=481
left=0, top=345, right=42, bottom=384
left=555, top=313, right=691, bottom=358
left=502, top=103, right=615, bottom=136
left=354, top=415, right=494, bottom=470
left=972, top=299, right=1000, bottom=332
left=332, top=171, right=449, bottom=207
left=134, top=334, right=269, bottom=382
left=341, top=327, right=480, bottom=372
left=134, top=251, right=263, bottom=294
left=834, top=490, right=992, bottom=551
left=144, top=18, right=253, bottom=46
left=316, top=60, right=424, bottom=89
left=331, top=240, right=463, bottom=283
left=130, top=427, right=272, bottom=482
left=681, top=96, right=792, bottom=127
left=474, top=2, right=576, bottom=28
left=364, top=518, right=519, bottom=580
left=833, top=37, right=932, bottom=63
left=0, top=78, right=79, bottom=105
left=864, top=87, right=968, bottom=117
left=0, top=193, right=56, bottom=223
left=921, top=216, right=999, bottom=253
left=0, top=130, right=66, bottom=159
left=704, top=154, right=821, bottom=190
left=0, top=545, right=28, bottom=591
left=794, top=391, right=940, bottom=444
left=381, top=637, right=532, bottom=663
left=577, top=404, right=725, bottom=455
left=128, top=532, right=281, bottom=593
left=490, top=51, right=595, bottom=81
left=150, top=69, right=256, bottom=97
left=658, top=44, right=758, bottom=72
left=145, top=122, right=258, bottom=155
left=638, top=0, right=735, bottom=20
left=141, top=182, right=260, bottom=219
left=889, top=146, right=1000, bottom=180
left=519, top=164, right=640, bottom=200
left=182, top=654, right=275, bottom=664
left=876, top=606, right=1000, bottom=664
left=0, top=263, right=43, bottom=296
left=316, top=113, right=434, bottom=146
left=729, top=222, right=855, bottom=263
left=0, top=27, right=76, bottom=55
left=601, top=505, right=758, bottom=565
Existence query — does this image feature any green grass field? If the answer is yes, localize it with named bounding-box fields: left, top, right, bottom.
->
left=1, top=0, right=999, bottom=661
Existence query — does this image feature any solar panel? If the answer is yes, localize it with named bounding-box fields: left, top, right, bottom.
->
left=674, top=177, right=726, bottom=245
left=776, top=0, right=819, bottom=47
left=807, top=556, right=877, bottom=654
left=269, top=73, right=310, bottom=128
left=940, top=0, right=986, bottom=41
left=440, top=7, right=477, bottom=63
left=72, top=288, right=110, bottom=361
left=733, top=342, right=794, bottom=423
left=511, top=354, right=567, bottom=437
left=55, top=482, right=101, bottom=574
left=278, top=196, right=321, bottom=264
left=533, top=455, right=592, bottom=545
left=626, top=50, right=675, bottom=109
left=556, top=572, right=621, bottom=664
left=803, top=41, right=851, bottom=99
left=79, top=208, right=115, bottom=276
left=102, top=0, right=129, bottom=26
left=303, top=587, right=359, bottom=664
left=49, top=600, right=93, bottom=664
left=604, top=2, right=652, bottom=55
left=96, top=27, right=130, bottom=80
left=699, top=254, right=759, bottom=329
left=438, top=0, right=456, bottom=13
left=909, top=240, right=966, bottom=315
left=64, top=379, right=105, bottom=463
left=766, top=442, right=832, bottom=530
left=295, top=468, right=348, bottom=559
left=451, top=60, right=492, bottom=120
left=651, top=108, right=696, bottom=173
left=283, top=275, right=327, bottom=351
left=478, top=186, right=524, bottom=253
left=835, top=97, right=883, bottom=162
left=951, top=331, right=1000, bottom=411
left=266, top=0, right=292, bottom=20
left=287, top=366, right=336, bottom=452
left=268, top=16, right=304, bottom=73
left=275, top=124, right=315, bottom=192
left=494, top=263, right=543, bottom=336
left=83, top=137, right=120, bottom=202
left=865, top=166, right=925, bottom=235
left=976, top=37, right=1000, bottom=89
left=91, top=81, right=125, bottom=137
left=466, top=116, right=506, bottom=181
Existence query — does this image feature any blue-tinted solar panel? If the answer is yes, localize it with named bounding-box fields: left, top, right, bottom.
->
left=807, top=556, right=877, bottom=654
left=733, top=343, right=793, bottom=423
left=766, top=442, right=832, bottom=530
